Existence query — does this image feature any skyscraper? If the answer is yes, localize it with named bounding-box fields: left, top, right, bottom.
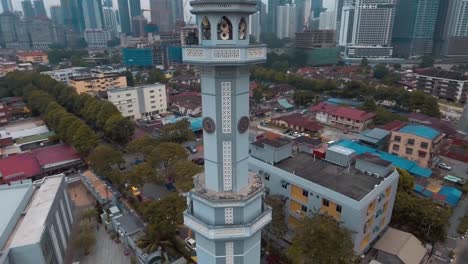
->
left=103, top=7, right=119, bottom=35
left=295, top=0, right=312, bottom=32
left=82, top=0, right=104, bottom=29
left=103, top=0, right=113, bottom=8
left=392, top=0, right=440, bottom=58
left=182, top=1, right=271, bottom=263
left=267, top=0, right=289, bottom=33
left=50, top=6, right=63, bottom=25
left=61, top=0, right=82, bottom=32
left=150, top=0, right=172, bottom=32
left=129, top=0, right=142, bottom=19
left=445, top=0, right=468, bottom=56
left=1, top=0, right=13, bottom=13
left=276, top=5, right=296, bottom=39
left=250, top=11, right=261, bottom=41
left=171, top=0, right=184, bottom=24
left=21, top=0, right=35, bottom=18
left=319, top=11, right=336, bottom=30
left=118, top=0, right=141, bottom=35
left=338, top=0, right=354, bottom=46
left=33, top=0, right=47, bottom=18
left=131, top=15, right=147, bottom=37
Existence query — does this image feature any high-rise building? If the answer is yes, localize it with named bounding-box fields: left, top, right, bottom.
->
left=250, top=12, right=261, bottom=41
left=259, top=1, right=268, bottom=36
left=181, top=1, right=271, bottom=263
left=338, top=0, right=354, bottom=46
left=0, top=12, right=30, bottom=49
left=84, top=29, right=111, bottom=50
left=82, top=0, right=104, bottom=29
left=1, top=0, right=13, bottom=13
left=22, top=0, right=35, bottom=18
left=103, top=7, right=120, bottom=35
left=172, top=0, right=184, bottom=24
left=50, top=6, right=63, bottom=25
left=129, top=0, right=142, bottom=19
left=33, top=0, right=47, bottom=18
left=295, top=0, right=312, bottom=32
left=343, top=0, right=396, bottom=58
left=118, top=0, right=141, bottom=35
left=150, top=0, right=173, bottom=32
left=28, top=18, right=55, bottom=50
left=132, top=16, right=147, bottom=37
left=60, top=0, right=83, bottom=32
left=103, top=0, right=113, bottom=8
left=319, top=10, right=336, bottom=30
left=276, top=5, right=296, bottom=39
left=443, top=0, right=468, bottom=56
left=392, top=0, right=440, bottom=58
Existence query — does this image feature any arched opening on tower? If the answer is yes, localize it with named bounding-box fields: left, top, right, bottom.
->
left=201, top=16, right=211, bottom=40
left=239, top=17, right=247, bottom=40
left=217, top=16, right=233, bottom=40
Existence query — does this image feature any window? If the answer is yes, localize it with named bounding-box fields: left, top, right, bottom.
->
left=336, top=205, right=342, bottom=213
left=128, top=110, right=133, bottom=113
left=151, top=100, right=155, bottom=103
left=150, top=90, right=154, bottom=93
left=264, top=174, right=270, bottom=181
left=128, top=104, right=132, bottom=107
left=152, top=106, right=156, bottom=109
left=418, top=151, right=426, bottom=158
left=394, top=136, right=401, bottom=142
left=302, top=190, right=308, bottom=197
left=150, top=95, right=155, bottom=99
left=405, top=148, right=413, bottom=155
left=301, top=205, right=308, bottom=212
left=322, top=199, right=329, bottom=207
left=407, top=139, right=415, bottom=145
left=160, top=99, right=163, bottom=102
left=126, top=93, right=131, bottom=97
left=420, top=142, right=428, bottom=149
left=392, top=144, right=400, bottom=151
left=281, top=181, right=288, bottom=189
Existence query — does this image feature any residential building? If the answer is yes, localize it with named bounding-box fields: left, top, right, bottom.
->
left=1, top=0, right=13, bottom=13
left=0, top=12, right=30, bottom=49
left=310, top=102, right=376, bottom=132
left=82, top=0, right=104, bottom=29
left=33, top=0, right=47, bottom=18
left=249, top=142, right=399, bottom=254
left=276, top=5, right=296, bottom=39
left=0, top=61, right=16, bottom=77
left=69, top=70, right=126, bottom=94
left=181, top=1, right=272, bottom=263
left=131, top=16, right=147, bottom=38
left=50, top=5, right=64, bottom=25
left=388, top=124, right=445, bottom=168
left=107, top=83, right=168, bottom=120
left=103, top=7, right=120, bottom=35
left=373, top=228, right=428, bottom=264
left=343, top=0, right=396, bottom=58
left=358, top=128, right=391, bottom=150
left=273, top=113, right=323, bottom=134
left=0, top=175, right=74, bottom=264
left=21, top=0, right=35, bottom=18
left=415, top=68, right=468, bottom=103
left=16, top=51, right=49, bottom=64
left=27, top=18, right=55, bottom=50
left=392, top=0, right=440, bottom=58
left=41, top=67, right=89, bottom=84
left=84, top=29, right=111, bottom=50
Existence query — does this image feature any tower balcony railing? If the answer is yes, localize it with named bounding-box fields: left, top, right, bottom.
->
left=182, top=44, right=267, bottom=65
left=184, top=205, right=272, bottom=240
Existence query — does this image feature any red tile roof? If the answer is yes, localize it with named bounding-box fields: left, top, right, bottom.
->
left=0, top=137, right=14, bottom=147
left=275, top=113, right=323, bottom=132
left=0, top=153, right=41, bottom=182
left=32, top=144, right=80, bottom=167
left=310, top=102, right=376, bottom=121
left=379, top=120, right=407, bottom=131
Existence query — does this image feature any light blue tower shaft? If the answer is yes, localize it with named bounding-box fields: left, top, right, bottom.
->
left=182, top=1, right=272, bottom=264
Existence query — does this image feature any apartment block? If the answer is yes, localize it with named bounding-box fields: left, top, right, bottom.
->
left=310, top=102, right=375, bottom=132
left=0, top=175, right=74, bottom=264
left=415, top=68, right=468, bottom=103
left=41, top=67, right=89, bottom=84
left=249, top=141, right=399, bottom=254
left=69, top=71, right=127, bottom=94
left=16, top=51, right=49, bottom=64
left=388, top=124, right=445, bottom=168
left=107, top=83, right=167, bottom=120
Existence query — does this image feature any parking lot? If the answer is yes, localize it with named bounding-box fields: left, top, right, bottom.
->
left=439, top=157, right=468, bottom=180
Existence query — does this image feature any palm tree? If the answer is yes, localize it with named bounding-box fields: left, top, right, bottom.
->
left=81, top=207, right=98, bottom=223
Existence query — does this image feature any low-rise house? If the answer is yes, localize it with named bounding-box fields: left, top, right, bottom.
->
left=373, top=228, right=428, bottom=264
left=310, top=102, right=375, bottom=132
left=169, top=74, right=200, bottom=86
left=0, top=175, right=74, bottom=264
left=273, top=113, right=323, bottom=134
left=358, top=128, right=391, bottom=150
left=388, top=125, right=445, bottom=168
left=292, top=136, right=323, bottom=155
left=16, top=51, right=49, bottom=64
left=415, top=68, right=468, bottom=103
left=0, top=61, right=16, bottom=77
left=170, top=92, right=202, bottom=117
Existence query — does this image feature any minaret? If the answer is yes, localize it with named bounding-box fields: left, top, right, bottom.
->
left=182, top=1, right=272, bottom=263
left=458, top=95, right=468, bottom=134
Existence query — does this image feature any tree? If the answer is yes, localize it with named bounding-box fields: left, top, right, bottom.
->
left=265, top=196, right=288, bottom=237
left=72, top=125, right=98, bottom=156
left=287, top=215, right=355, bottom=264
left=396, top=168, right=414, bottom=194
left=127, top=135, right=159, bottom=158
left=158, top=119, right=195, bottom=143
left=360, top=57, right=369, bottom=67
left=419, top=55, right=434, bottom=68
left=87, top=144, right=124, bottom=174
left=172, top=160, right=202, bottom=192
left=96, top=102, right=120, bottom=129
left=81, top=207, right=98, bottom=223
left=360, top=98, right=377, bottom=112
left=74, top=222, right=96, bottom=255
left=149, top=143, right=187, bottom=177
left=373, top=64, right=389, bottom=79
left=126, top=71, right=135, bottom=87
left=104, top=114, right=135, bottom=144
left=127, top=162, right=159, bottom=187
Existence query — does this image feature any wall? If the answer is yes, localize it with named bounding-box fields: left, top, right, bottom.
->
left=388, top=131, right=434, bottom=168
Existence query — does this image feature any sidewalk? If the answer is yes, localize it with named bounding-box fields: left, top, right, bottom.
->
left=448, top=197, right=468, bottom=238
left=78, top=227, right=132, bottom=264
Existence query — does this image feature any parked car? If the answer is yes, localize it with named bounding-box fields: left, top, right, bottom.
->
left=438, top=162, right=452, bottom=170
left=185, top=237, right=196, bottom=252
left=192, top=158, right=204, bottom=165
left=186, top=146, right=197, bottom=154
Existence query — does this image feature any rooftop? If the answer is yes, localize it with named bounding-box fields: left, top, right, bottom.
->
left=398, top=125, right=441, bottom=140
left=293, top=136, right=322, bottom=146
left=9, top=176, right=63, bottom=248
left=274, top=113, right=323, bottom=132
left=310, top=102, right=375, bottom=121
left=373, top=228, right=427, bottom=264
left=251, top=137, right=292, bottom=149
left=358, top=128, right=390, bottom=144
left=14, top=131, right=55, bottom=145
left=356, top=153, right=392, bottom=167
left=32, top=143, right=80, bottom=167
left=0, top=125, right=49, bottom=140
left=415, top=68, right=467, bottom=81
left=16, top=51, right=47, bottom=57
left=0, top=153, right=41, bottom=182
left=275, top=153, right=387, bottom=201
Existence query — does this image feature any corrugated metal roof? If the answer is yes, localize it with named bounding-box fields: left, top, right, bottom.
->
left=277, top=99, right=293, bottom=109
left=399, top=125, right=440, bottom=140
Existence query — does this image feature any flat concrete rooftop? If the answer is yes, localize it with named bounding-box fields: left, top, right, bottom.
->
left=275, top=153, right=388, bottom=201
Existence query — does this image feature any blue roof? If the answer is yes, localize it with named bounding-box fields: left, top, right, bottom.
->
left=335, top=139, right=432, bottom=178
left=166, top=116, right=203, bottom=132
left=399, top=125, right=440, bottom=140
left=326, top=98, right=363, bottom=107
left=278, top=99, right=293, bottom=109
left=438, top=186, right=462, bottom=206
left=414, top=184, right=425, bottom=193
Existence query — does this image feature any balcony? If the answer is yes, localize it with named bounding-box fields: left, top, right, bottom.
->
left=182, top=45, right=266, bottom=65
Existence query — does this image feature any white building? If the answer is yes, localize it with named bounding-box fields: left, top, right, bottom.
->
left=84, top=29, right=112, bottom=50
left=250, top=11, right=261, bottom=41
left=276, top=5, right=296, bottom=39
left=319, top=11, right=336, bottom=30
left=103, top=7, right=120, bottom=36
left=41, top=67, right=89, bottom=84
left=107, top=83, right=167, bottom=120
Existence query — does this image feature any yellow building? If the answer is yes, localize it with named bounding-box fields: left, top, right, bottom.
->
left=69, top=72, right=127, bottom=94
left=16, top=51, right=49, bottom=64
